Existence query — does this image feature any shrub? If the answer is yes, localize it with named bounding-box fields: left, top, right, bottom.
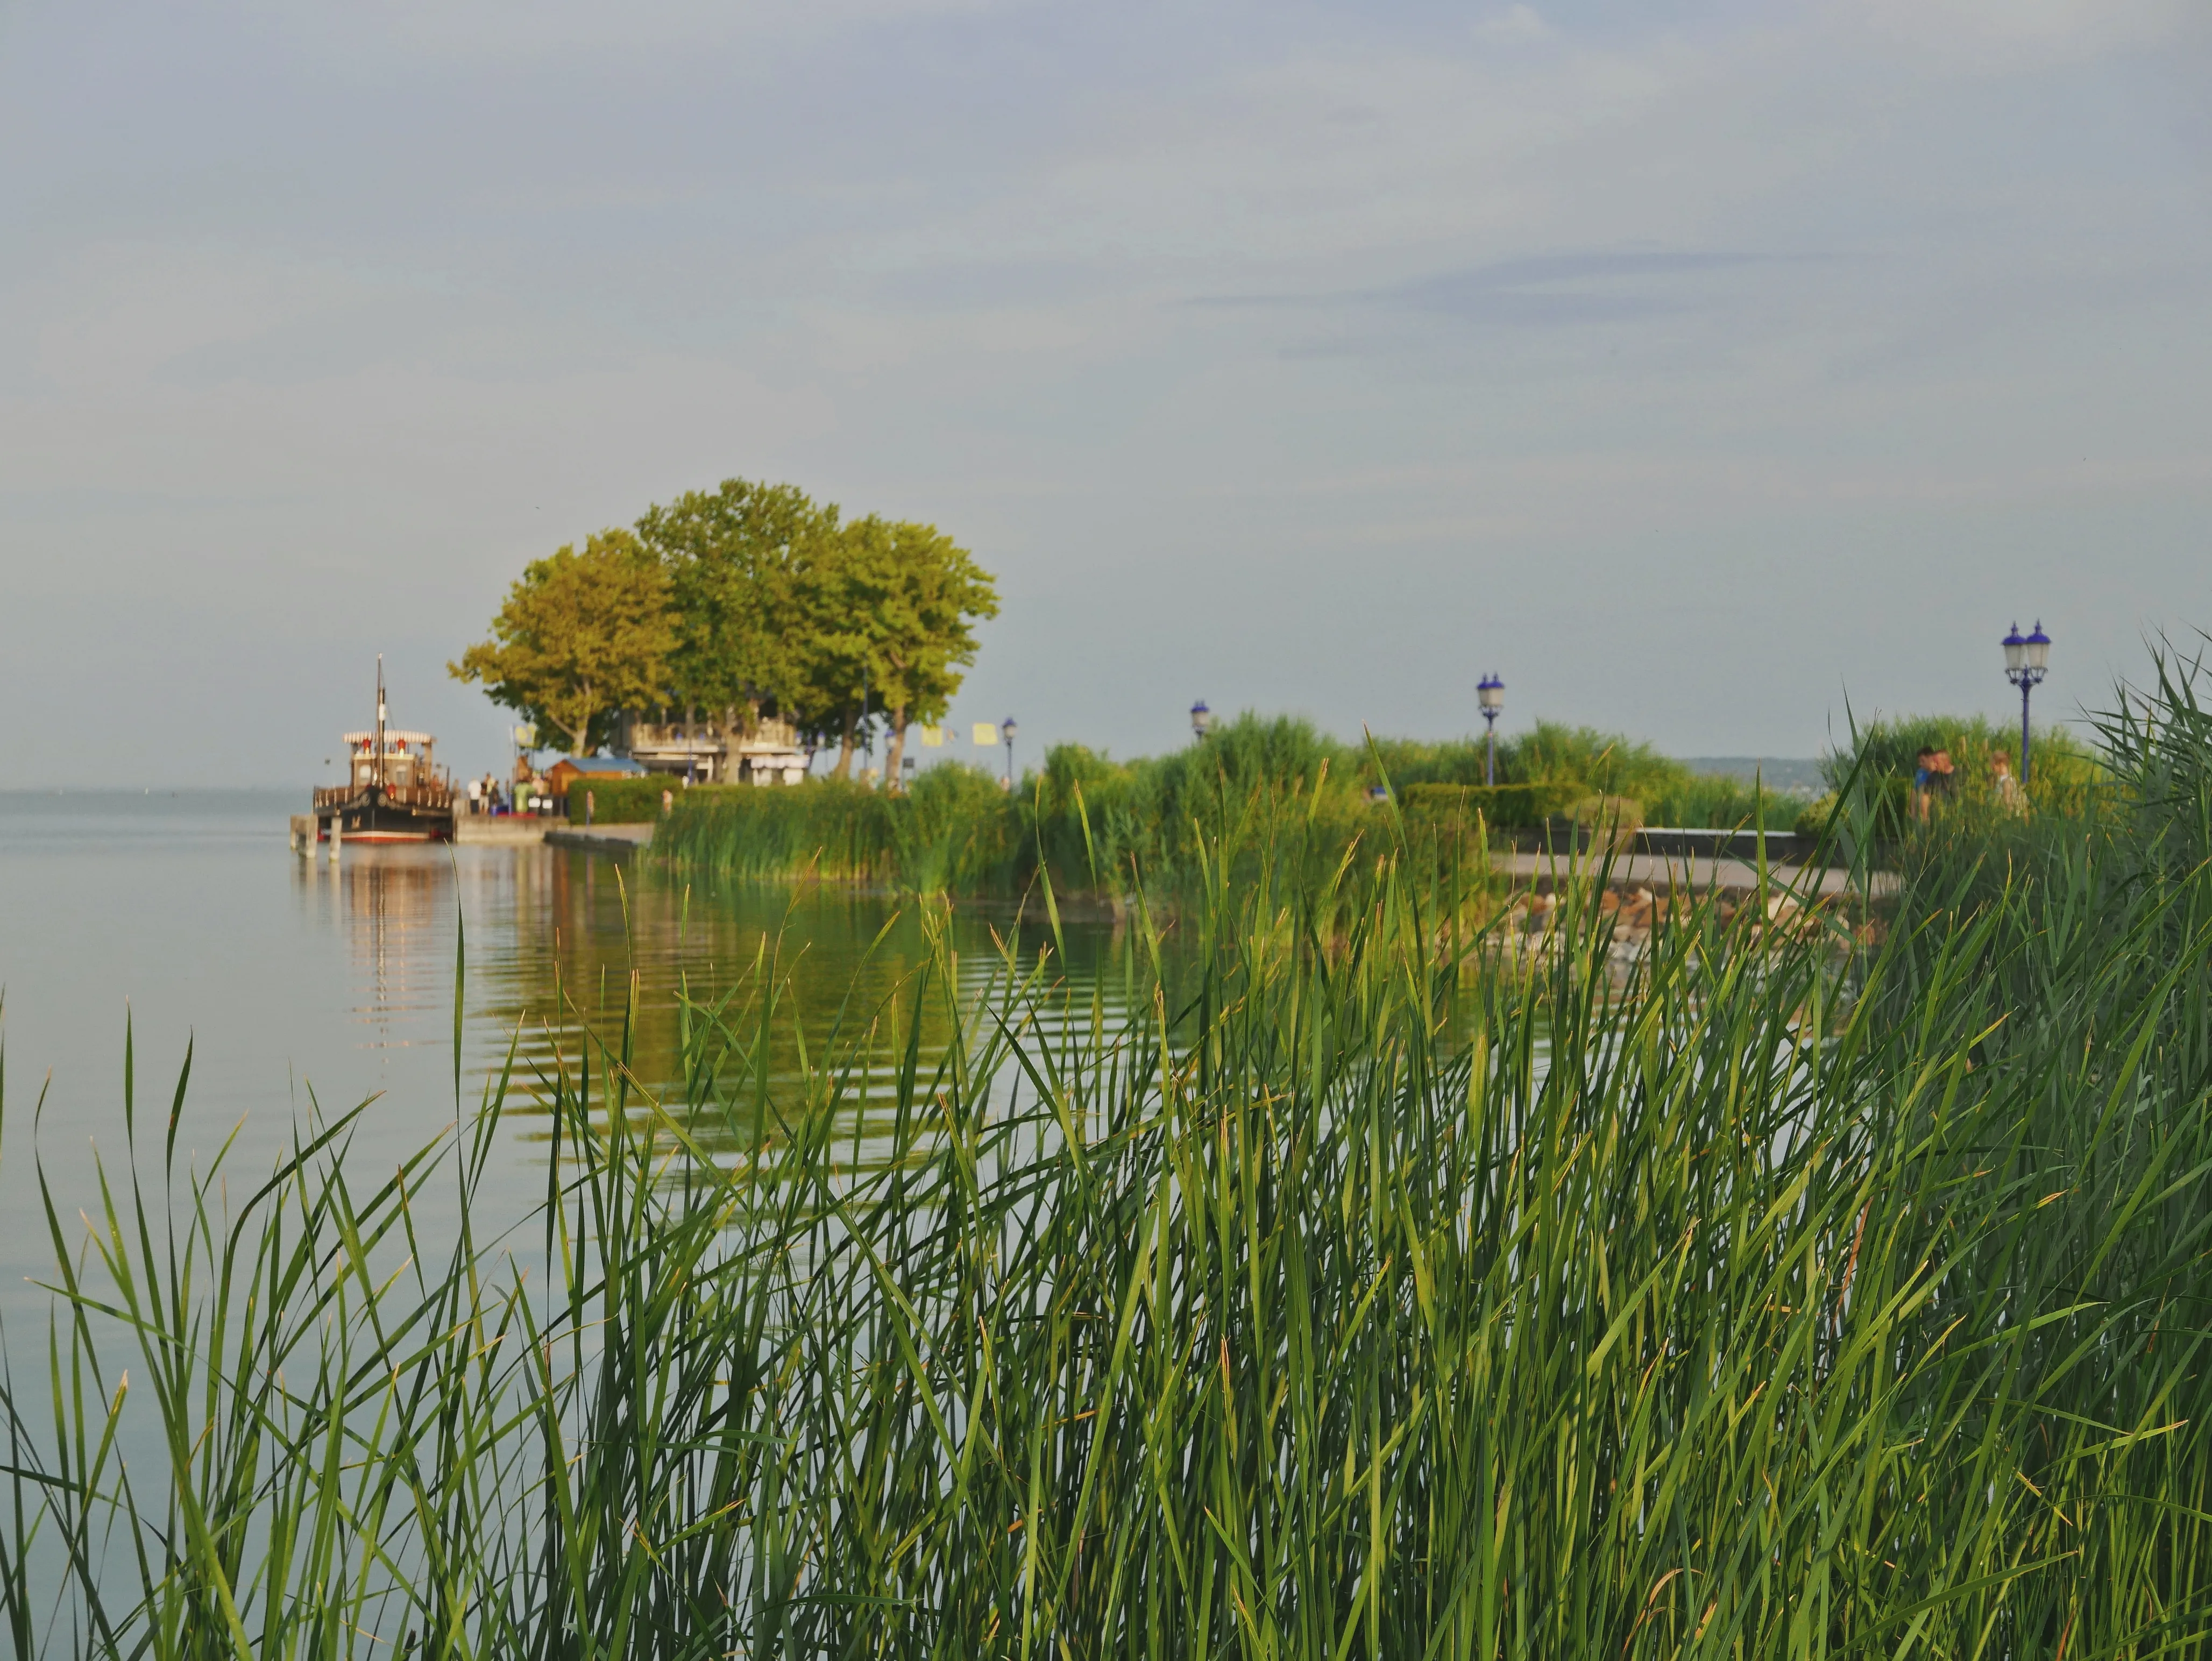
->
left=564, top=775, right=677, bottom=824
left=1793, top=790, right=1838, bottom=842
left=1396, top=780, right=1580, bottom=829
left=1643, top=772, right=1804, bottom=829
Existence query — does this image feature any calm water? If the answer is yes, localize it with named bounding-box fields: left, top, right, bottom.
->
left=0, top=791, right=1121, bottom=1314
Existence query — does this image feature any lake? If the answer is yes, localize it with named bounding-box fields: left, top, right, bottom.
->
left=0, top=790, right=1122, bottom=1317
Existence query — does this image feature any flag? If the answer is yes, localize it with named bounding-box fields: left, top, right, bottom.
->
left=972, top=722, right=999, bottom=747
left=919, top=725, right=944, bottom=748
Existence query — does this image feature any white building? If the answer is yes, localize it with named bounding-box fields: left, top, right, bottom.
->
left=616, top=714, right=807, bottom=785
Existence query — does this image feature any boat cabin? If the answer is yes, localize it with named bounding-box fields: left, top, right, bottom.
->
left=343, top=730, right=438, bottom=790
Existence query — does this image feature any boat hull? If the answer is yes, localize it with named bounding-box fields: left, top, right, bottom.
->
left=317, top=790, right=454, bottom=843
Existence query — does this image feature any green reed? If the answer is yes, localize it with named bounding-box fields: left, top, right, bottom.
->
left=4, top=665, right=2212, bottom=1656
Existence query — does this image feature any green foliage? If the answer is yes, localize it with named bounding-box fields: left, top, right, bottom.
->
left=462, top=478, right=999, bottom=772
left=654, top=779, right=903, bottom=883
left=891, top=762, right=1025, bottom=892
left=1823, top=710, right=2103, bottom=818
left=563, top=775, right=675, bottom=824
left=1396, top=780, right=1581, bottom=829
left=637, top=477, right=838, bottom=721
left=1793, top=789, right=1838, bottom=841
left=1509, top=719, right=1685, bottom=799
left=14, top=657, right=2212, bottom=1650
left=1364, top=721, right=1683, bottom=799
left=662, top=713, right=1399, bottom=897
left=662, top=709, right=1859, bottom=893
left=1641, top=770, right=1805, bottom=830
left=811, top=515, right=999, bottom=775
left=1375, top=725, right=1804, bottom=829
left=449, top=529, right=676, bottom=754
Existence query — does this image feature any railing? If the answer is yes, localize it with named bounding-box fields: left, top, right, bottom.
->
left=628, top=719, right=800, bottom=750
left=314, top=784, right=455, bottom=811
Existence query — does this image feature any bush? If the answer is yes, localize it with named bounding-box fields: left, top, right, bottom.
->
left=564, top=776, right=677, bottom=824
left=1793, top=790, right=1838, bottom=843
left=1643, top=772, right=1805, bottom=829
left=1397, top=780, right=1581, bottom=830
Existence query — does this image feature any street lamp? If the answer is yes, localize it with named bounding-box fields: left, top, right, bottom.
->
left=2002, top=621, right=2051, bottom=786
left=1190, top=699, right=1212, bottom=741
left=1001, top=716, right=1018, bottom=790
left=1476, top=673, right=1505, bottom=787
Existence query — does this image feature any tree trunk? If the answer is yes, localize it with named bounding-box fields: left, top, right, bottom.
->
left=886, top=707, right=908, bottom=792
left=832, top=706, right=857, bottom=779
left=562, top=684, right=594, bottom=756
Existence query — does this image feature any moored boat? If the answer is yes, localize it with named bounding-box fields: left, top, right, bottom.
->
left=311, top=659, right=455, bottom=842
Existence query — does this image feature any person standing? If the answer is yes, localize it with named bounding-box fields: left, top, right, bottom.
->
left=1931, top=748, right=1958, bottom=812
left=1912, top=747, right=1936, bottom=822
left=466, top=776, right=483, bottom=816
left=1991, top=751, right=2025, bottom=815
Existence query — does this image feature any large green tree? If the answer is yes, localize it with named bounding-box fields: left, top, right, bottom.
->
left=867, top=519, right=999, bottom=786
left=634, top=479, right=841, bottom=733
left=449, top=530, right=675, bottom=756
left=784, top=515, right=999, bottom=783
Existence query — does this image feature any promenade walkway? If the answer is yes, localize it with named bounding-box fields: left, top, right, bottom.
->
left=1490, top=849, right=1888, bottom=898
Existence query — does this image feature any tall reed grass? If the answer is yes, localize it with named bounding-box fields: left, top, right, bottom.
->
left=4, top=661, right=2212, bottom=1655
left=657, top=713, right=1802, bottom=897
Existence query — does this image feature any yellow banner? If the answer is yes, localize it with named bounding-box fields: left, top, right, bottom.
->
left=919, top=725, right=944, bottom=748
left=972, top=723, right=999, bottom=746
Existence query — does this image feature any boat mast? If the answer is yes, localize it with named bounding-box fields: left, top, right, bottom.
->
left=375, top=655, right=387, bottom=793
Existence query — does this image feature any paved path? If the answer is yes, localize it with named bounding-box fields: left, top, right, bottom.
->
left=1490, top=849, right=1889, bottom=897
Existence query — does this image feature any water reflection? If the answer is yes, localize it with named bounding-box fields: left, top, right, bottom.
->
left=292, top=843, right=1129, bottom=1148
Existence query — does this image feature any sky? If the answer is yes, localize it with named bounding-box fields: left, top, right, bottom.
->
left=2, top=0, right=2208, bottom=786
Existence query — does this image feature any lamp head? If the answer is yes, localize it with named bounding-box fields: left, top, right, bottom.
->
left=2025, top=621, right=2051, bottom=673
left=1190, top=699, right=1211, bottom=736
left=2002, top=623, right=2026, bottom=675
left=1477, top=672, right=1505, bottom=714
left=1001, top=716, right=1018, bottom=744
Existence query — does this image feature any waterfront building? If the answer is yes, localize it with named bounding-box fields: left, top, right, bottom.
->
left=545, top=754, right=648, bottom=798
left=615, top=713, right=808, bottom=785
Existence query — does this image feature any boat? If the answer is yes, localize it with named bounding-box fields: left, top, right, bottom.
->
left=311, top=659, right=456, bottom=842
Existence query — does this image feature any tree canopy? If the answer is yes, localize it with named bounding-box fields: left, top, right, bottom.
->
left=449, top=530, right=675, bottom=756
left=455, top=479, right=997, bottom=778
left=635, top=479, right=843, bottom=725
left=788, top=514, right=1001, bottom=777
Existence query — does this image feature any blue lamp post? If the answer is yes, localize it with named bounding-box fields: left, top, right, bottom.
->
left=1477, top=673, right=1505, bottom=786
left=1001, top=715, right=1018, bottom=790
left=2002, top=621, right=2051, bottom=785
left=1190, top=699, right=1212, bottom=741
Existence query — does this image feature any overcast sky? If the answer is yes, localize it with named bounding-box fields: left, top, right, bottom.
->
left=2, top=0, right=2207, bottom=785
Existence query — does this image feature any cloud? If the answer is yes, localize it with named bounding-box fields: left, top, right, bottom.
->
left=1196, top=250, right=1776, bottom=328
left=1848, top=0, right=2203, bottom=65
left=235, top=0, right=1030, bottom=62
left=1472, top=6, right=1549, bottom=46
